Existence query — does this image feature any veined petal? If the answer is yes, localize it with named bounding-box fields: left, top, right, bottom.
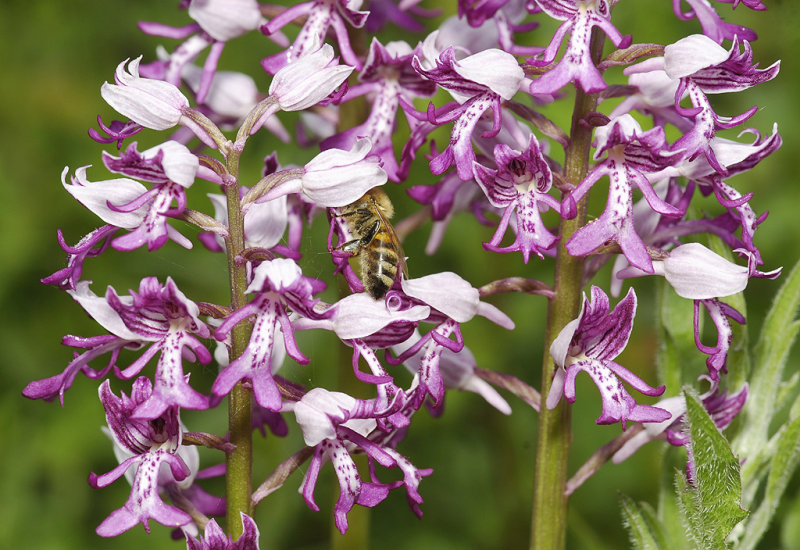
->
left=269, top=43, right=354, bottom=111
left=63, top=167, right=148, bottom=229
left=142, top=141, right=198, bottom=188
left=101, top=57, right=189, bottom=130
left=294, top=388, right=357, bottom=446
left=664, top=34, right=729, bottom=79
left=660, top=243, right=748, bottom=299
left=453, top=49, right=524, bottom=100
left=401, top=272, right=478, bottom=322
left=332, top=294, right=430, bottom=339
left=67, top=281, right=142, bottom=341
left=188, top=0, right=262, bottom=41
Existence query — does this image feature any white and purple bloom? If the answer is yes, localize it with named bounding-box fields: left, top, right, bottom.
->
left=473, top=133, right=561, bottom=262
left=90, top=378, right=195, bottom=536
left=645, top=126, right=782, bottom=265
left=254, top=138, right=387, bottom=208
left=528, top=0, right=631, bottom=94
left=390, top=272, right=515, bottom=406
left=24, top=278, right=212, bottom=414
left=289, top=387, right=432, bottom=534
left=650, top=35, right=779, bottom=175
left=322, top=38, right=436, bottom=182
left=392, top=328, right=513, bottom=415
left=185, top=513, right=261, bottom=550
left=546, top=286, right=671, bottom=428
left=83, top=278, right=211, bottom=419
left=619, top=242, right=779, bottom=300
left=63, top=160, right=194, bottom=252
left=564, top=115, right=685, bottom=273
left=101, top=57, right=192, bottom=131
left=261, top=0, right=369, bottom=73
left=212, top=259, right=330, bottom=411
left=412, top=32, right=524, bottom=180
left=138, top=0, right=270, bottom=105
left=268, top=42, right=355, bottom=113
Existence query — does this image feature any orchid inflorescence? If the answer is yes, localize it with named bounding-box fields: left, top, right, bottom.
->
left=26, top=0, right=782, bottom=547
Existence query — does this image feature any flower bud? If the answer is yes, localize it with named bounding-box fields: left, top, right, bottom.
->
left=269, top=43, right=354, bottom=112
left=101, top=57, right=189, bottom=130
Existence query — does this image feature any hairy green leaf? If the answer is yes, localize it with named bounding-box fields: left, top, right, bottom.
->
left=678, top=389, right=748, bottom=549
left=620, top=494, right=666, bottom=550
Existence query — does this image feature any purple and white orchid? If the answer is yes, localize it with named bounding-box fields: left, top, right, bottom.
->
left=546, top=286, right=671, bottom=428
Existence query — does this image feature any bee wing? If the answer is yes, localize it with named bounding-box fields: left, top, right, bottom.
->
left=374, top=203, right=409, bottom=278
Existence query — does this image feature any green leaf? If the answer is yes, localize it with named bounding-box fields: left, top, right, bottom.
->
left=736, top=258, right=800, bottom=476
left=657, top=479, right=690, bottom=550
left=736, top=408, right=800, bottom=550
left=677, top=389, right=748, bottom=549
left=620, top=494, right=667, bottom=550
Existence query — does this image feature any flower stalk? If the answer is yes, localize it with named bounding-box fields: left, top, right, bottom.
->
left=530, top=29, right=605, bottom=550
left=224, top=142, right=254, bottom=539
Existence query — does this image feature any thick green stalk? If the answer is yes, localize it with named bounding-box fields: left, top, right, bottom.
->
left=224, top=145, right=254, bottom=539
left=529, top=31, right=605, bottom=550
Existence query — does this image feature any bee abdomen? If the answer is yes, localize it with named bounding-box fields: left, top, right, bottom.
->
left=361, top=232, right=400, bottom=299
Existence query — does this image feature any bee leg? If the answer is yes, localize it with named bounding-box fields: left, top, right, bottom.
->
left=340, top=238, right=362, bottom=254
left=338, top=221, right=380, bottom=254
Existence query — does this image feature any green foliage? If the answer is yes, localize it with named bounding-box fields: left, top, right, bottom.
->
left=678, top=389, right=748, bottom=549
left=620, top=494, right=668, bottom=550
left=624, top=257, right=800, bottom=550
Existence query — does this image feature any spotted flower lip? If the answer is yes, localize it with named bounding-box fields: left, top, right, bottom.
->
left=547, top=286, right=670, bottom=428
left=528, top=0, right=631, bottom=94
left=212, top=258, right=330, bottom=411
left=90, top=378, right=194, bottom=537
left=64, top=278, right=212, bottom=420
left=473, top=133, right=561, bottom=262
left=290, top=387, right=433, bottom=534
left=564, top=115, right=685, bottom=274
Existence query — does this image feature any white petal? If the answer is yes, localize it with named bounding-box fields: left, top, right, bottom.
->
left=63, top=166, right=148, bottom=229
left=401, top=272, right=478, bottom=322
left=67, top=282, right=142, bottom=341
left=142, top=141, right=199, bottom=187
left=454, top=49, right=524, bottom=100
left=663, top=243, right=748, bottom=299
left=664, top=35, right=728, bottom=79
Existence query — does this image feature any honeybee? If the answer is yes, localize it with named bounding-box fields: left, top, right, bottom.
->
left=334, top=188, right=408, bottom=300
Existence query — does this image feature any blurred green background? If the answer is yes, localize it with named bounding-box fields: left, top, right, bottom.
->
left=2, top=1, right=799, bottom=549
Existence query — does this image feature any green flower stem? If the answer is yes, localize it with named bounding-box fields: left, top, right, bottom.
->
left=224, top=147, right=254, bottom=540
left=529, top=30, right=605, bottom=550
